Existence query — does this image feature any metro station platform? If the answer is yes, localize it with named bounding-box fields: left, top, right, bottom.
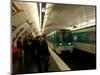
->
left=13, top=43, right=71, bottom=74
left=13, top=42, right=96, bottom=74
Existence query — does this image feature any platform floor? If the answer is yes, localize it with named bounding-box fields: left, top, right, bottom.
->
left=13, top=47, right=96, bottom=74
left=13, top=55, right=60, bottom=74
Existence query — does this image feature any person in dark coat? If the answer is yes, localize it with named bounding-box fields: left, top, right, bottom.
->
left=17, top=37, right=23, bottom=60
left=28, top=36, right=36, bottom=63
left=31, top=37, right=37, bottom=61
left=17, top=37, right=22, bottom=49
left=17, top=37, right=24, bottom=72
left=39, top=35, right=50, bottom=72
left=35, top=36, right=42, bottom=72
left=23, top=36, right=29, bottom=72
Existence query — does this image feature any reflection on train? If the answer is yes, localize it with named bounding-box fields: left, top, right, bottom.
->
left=47, top=29, right=73, bottom=54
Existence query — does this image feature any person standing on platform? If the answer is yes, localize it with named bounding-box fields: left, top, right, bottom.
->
left=17, top=37, right=24, bottom=72
left=39, top=35, right=50, bottom=72
left=17, top=37, right=23, bottom=59
left=31, top=37, right=37, bottom=61
left=35, top=36, right=45, bottom=72
left=23, top=36, right=29, bottom=72
left=12, top=37, right=19, bottom=73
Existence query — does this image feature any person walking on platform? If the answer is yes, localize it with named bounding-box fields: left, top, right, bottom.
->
left=31, top=37, right=37, bottom=61
left=23, top=36, right=30, bottom=72
left=17, top=37, right=24, bottom=72
left=39, top=35, right=50, bottom=72
left=12, top=37, right=20, bottom=74
left=17, top=37, right=23, bottom=60
left=27, top=36, right=32, bottom=63
left=35, top=36, right=42, bottom=72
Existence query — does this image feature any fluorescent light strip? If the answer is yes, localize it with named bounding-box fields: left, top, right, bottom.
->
left=42, top=4, right=54, bottom=33
left=41, top=8, right=46, bottom=12
left=39, top=3, right=42, bottom=31
left=31, top=3, right=41, bottom=33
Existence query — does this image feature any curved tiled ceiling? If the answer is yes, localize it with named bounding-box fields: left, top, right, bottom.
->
left=42, top=3, right=96, bottom=34
left=12, top=1, right=40, bottom=39
left=12, top=1, right=96, bottom=37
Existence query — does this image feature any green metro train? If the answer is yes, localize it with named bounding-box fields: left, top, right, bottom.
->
left=47, top=26, right=96, bottom=54
left=47, top=29, right=74, bottom=54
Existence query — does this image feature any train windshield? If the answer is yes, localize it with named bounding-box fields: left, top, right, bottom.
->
left=62, top=32, right=72, bottom=42
left=57, top=30, right=72, bottom=42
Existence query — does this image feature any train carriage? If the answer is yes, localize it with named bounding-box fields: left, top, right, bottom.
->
left=47, top=29, right=74, bottom=54
left=72, top=26, right=96, bottom=54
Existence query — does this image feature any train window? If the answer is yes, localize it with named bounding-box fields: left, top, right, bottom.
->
left=57, top=33, right=63, bottom=42
left=79, top=32, right=88, bottom=42
left=73, top=32, right=86, bottom=42
left=62, top=33, right=72, bottom=42
left=73, top=35, right=78, bottom=41
left=73, top=31, right=96, bottom=44
left=88, top=31, right=96, bottom=44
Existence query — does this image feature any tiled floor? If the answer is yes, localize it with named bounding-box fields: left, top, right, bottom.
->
left=13, top=55, right=60, bottom=74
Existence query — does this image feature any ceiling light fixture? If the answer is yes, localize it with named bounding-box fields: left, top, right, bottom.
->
left=41, top=7, right=46, bottom=12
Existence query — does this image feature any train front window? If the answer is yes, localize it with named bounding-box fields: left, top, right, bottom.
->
left=62, top=32, right=72, bottom=42
left=56, top=33, right=63, bottom=42
left=56, top=31, right=72, bottom=43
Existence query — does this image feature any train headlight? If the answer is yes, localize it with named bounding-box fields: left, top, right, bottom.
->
left=60, top=43, right=62, bottom=45
left=68, top=43, right=71, bottom=45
